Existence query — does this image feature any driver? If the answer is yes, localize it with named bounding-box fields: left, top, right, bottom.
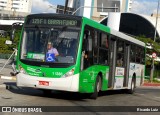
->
left=47, top=42, right=59, bottom=56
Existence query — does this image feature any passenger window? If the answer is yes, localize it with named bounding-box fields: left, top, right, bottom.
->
left=141, top=48, right=145, bottom=64
left=82, top=26, right=94, bottom=70
left=99, top=49, right=108, bottom=65
left=93, top=31, right=98, bottom=64
left=116, top=40, right=124, bottom=67
left=130, top=45, right=136, bottom=62
left=136, top=46, right=141, bottom=63
left=99, top=33, right=109, bottom=65
left=100, top=33, right=109, bottom=48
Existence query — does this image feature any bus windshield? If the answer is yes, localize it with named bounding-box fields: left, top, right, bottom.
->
left=20, top=26, right=79, bottom=64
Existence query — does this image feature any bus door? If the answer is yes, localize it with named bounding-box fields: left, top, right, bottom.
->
left=114, top=40, right=125, bottom=89
left=114, top=41, right=130, bottom=89
left=108, top=37, right=116, bottom=88
left=123, top=43, right=130, bottom=87
left=81, top=27, right=93, bottom=70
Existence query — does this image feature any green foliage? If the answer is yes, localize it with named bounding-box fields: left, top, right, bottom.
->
left=153, top=79, right=160, bottom=83
left=0, top=36, right=12, bottom=54
left=136, top=35, right=160, bottom=52
left=0, top=30, right=21, bottom=54
left=144, top=79, right=160, bottom=83
left=153, top=70, right=160, bottom=78
left=136, top=35, right=160, bottom=66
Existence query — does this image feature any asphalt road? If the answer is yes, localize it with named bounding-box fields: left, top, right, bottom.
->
left=0, top=61, right=160, bottom=115
left=0, top=80, right=160, bottom=114
left=0, top=83, right=160, bottom=106
left=0, top=59, right=13, bottom=76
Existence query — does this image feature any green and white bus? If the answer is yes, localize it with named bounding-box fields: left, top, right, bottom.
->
left=15, top=14, right=145, bottom=99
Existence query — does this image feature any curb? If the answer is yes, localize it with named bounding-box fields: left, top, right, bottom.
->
left=142, top=83, right=160, bottom=87
left=140, top=85, right=160, bottom=89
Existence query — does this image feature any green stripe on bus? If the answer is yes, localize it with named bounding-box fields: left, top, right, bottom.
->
left=115, top=76, right=124, bottom=78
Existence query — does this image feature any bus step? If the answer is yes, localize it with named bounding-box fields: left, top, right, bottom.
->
left=123, top=87, right=128, bottom=89
left=107, top=87, right=114, bottom=90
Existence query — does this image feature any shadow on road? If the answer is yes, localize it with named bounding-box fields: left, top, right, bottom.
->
left=3, top=82, right=132, bottom=101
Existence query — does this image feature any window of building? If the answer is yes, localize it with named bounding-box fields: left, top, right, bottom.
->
left=97, top=0, right=120, bottom=12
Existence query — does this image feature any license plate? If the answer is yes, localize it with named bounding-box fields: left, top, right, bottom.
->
left=39, top=81, right=49, bottom=86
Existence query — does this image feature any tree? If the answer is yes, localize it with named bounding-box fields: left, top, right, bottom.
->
left=0, top=30, right=21, bottom=54
left=136, top=35, right=160, bottom=64
left=136, top=35, right=160, bottom=82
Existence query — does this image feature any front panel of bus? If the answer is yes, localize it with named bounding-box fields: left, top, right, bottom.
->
left=16, top=14, right=83, bottom=92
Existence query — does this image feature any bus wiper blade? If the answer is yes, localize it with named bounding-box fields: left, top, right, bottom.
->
left=58, top=26, right=68, bottom=35
left=35, top=25, right=40, bottom=29
left=61, top=26, right=68, bottom=31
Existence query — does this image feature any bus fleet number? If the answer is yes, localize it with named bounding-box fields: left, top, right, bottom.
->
left=52, top=72, right=63, bottom=76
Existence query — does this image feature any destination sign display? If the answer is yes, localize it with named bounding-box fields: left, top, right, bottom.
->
left=26, top=18, right=81, bottom=27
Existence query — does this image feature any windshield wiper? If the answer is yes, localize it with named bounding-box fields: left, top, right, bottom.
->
left=56, top=26, right=68, bottom=48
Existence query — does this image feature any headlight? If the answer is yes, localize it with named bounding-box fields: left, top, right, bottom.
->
left=61, top=68, right=75, bottom=78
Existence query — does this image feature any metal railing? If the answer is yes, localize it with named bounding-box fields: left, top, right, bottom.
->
left=0, top=16, right=25, bottom=20
left=0, top=53, right=14, bottom=59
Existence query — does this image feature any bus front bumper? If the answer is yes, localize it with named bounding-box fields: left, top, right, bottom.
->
left=16, top=73, right=79, bottom=92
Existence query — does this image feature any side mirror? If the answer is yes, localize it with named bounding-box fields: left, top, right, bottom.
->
left=10, top=29, right=15, bottom=41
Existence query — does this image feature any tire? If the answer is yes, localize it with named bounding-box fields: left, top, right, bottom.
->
left=90, top=76, right=101, bottom=99
left=128, top=79, right=135, bottom=94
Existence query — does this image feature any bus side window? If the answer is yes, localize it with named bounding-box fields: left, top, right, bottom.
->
left=82, top=27, right=94, bottom=70
left=130, top=45, right=136, bottom=62
left=99, top=33, right=109, bottom=65
left=136, top=46, right=141, bottom=63
left=117, top=54, right=123, bottom=67
left=141, top=47, right=145, bottom=64
left=93, top=31, right=98, bottom=64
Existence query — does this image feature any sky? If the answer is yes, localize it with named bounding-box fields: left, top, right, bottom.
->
left=31, top=0, right=160, bottom=16
left=131, top=0, right=160, bottom=15
left=31, top=0, right=65, bottom=13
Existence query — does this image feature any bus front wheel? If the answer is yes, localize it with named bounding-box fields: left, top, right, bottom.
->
left=90, top=76, right=101, bottom=99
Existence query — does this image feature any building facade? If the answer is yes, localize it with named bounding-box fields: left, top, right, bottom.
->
left=120, top=0, right=133, bottom=12
left=0, top=0, right=32, bottom=17
left=68, top=0, right=133, bottom=21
